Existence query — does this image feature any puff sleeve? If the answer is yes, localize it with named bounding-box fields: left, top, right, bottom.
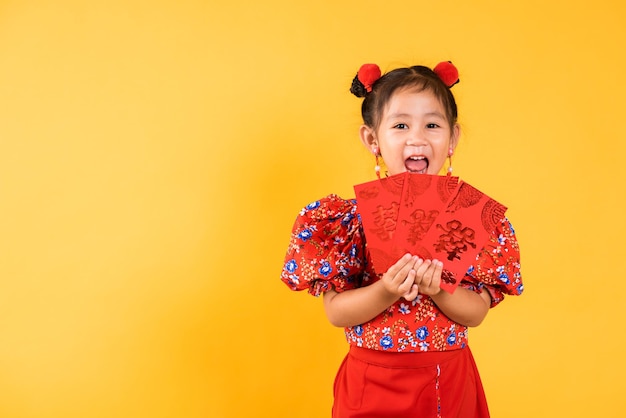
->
left=461, top=218, right=523, bottom=307
left=280, top=195, right=368, bottom=296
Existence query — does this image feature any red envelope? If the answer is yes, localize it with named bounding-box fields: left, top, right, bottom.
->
left=353, top=172, right=407, bottom=272
left=393, top=174, right=460, bottom=258
left=421, top=181, right=507, bottom=293
left=355, top=173, right=508, bottom=294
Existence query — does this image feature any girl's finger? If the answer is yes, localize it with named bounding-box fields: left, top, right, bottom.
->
left=394, top=256, right=418, bottom=280
left=422, top=260, right=443, bottom=293
left=390, top=254, right=414, bottom=275
left=403, top=283, right=419, bottom=301
left=414, top=258, right=431, bottom=277
left=432, top=259, right=444, bottom=276
left=397, top=279, right=410, bottom=295
left=424, top=259, right=443, bottom=283
left=398, top=268, right=416, bottom=293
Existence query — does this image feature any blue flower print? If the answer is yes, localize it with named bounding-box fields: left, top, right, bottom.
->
left=286, top=274, right=299, bottom=287
left=419, top=341, right=430, bottom=351
left=341, top=212, right=354, bottom=226
left=333, top=236, right=346, bottom=246
left=411, top=294, right=423, bottom=306
left=466, top=265, right=475, bottom=275
left=416, top=326, right=429, bottom=341
left=399, top=303, right=410, bottom=314
left=398, top=329, right=417, bottom=350
left=349, top=244, right=358, bottom=259
left=497, top=234, right=507, bottom=245
left=354, top=325, right=364, bottom=336
left=337, top=265, right=349, bottom=277
left=297, top=229, right=313, bottom=242
left=517, top=283, right=524, bottom=294
left=380, top=335, right=394, bottom=350
left=498, top=273, right=510, bottom=284
left=447, top=332, right=457, bottom=346
left=305, top=201, right=320, bottom=211
left=318, top=261, right=332, bottom=277
left=285, top=259, right=298, bottom=274
left=507, top=220, right=516, bottom=235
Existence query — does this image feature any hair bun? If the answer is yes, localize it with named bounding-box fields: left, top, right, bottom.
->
left=433, top=61, right=460, bottom=87
left=350, top=75, right=368, bottom=98
left=350, top=63, right=381, bottom=97
left=358, top=64, right=382, bottom=92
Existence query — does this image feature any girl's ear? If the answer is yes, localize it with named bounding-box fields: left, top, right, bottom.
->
left=359, top=125, right=378, bottom=154
left=449, top=123, right=461, bottom=151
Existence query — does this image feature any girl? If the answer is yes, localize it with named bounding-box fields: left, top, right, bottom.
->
left=280, top=61, right=523, bottom=418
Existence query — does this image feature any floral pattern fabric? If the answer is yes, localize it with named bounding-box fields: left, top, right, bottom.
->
left=281, top=194, right=523, bottom=352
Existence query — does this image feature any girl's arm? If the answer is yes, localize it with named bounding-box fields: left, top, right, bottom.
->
left=415, top=259, right=491, bottom=327
left=430, top=286, right=491, bottom=327
left=323, top=254, right=420, bottom=328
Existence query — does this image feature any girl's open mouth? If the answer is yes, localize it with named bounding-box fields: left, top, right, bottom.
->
left=405, top=156, right=428, bottom=174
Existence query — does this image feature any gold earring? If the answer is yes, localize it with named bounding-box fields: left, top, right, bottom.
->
left=373, top=146, right=381, bottom=179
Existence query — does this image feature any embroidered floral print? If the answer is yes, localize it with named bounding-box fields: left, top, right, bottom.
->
left=281, top=194, right=523, bottom=352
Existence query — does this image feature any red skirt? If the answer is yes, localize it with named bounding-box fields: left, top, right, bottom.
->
left=332, top=346, right=490, bottom=418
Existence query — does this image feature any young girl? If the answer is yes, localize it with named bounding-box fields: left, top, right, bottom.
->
left=280, top=61, right=523, bottom=418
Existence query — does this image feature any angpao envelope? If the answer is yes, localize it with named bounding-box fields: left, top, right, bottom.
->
left=354, top=173, right=507, bottom=293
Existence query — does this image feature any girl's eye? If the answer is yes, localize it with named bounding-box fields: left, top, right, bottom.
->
left=426, top=123, right=440, bottom=129
left=394, top=123, right=408, bottom=129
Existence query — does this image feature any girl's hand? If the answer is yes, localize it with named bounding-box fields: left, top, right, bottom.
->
left=381, top=254, right=419, bottom=299
left=413, top=258, right=444, bottom=296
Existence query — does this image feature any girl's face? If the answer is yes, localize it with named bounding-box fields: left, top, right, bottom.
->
left=360, top=87, right=460, bottom=176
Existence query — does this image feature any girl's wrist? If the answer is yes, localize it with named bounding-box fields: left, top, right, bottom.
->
left=428, top=287, right=445, bottom=301
left=375, top=279, right=401, bottom=303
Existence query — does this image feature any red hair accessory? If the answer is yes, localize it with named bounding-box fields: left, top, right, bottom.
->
left=433, top=61, right=460, bottom=87
left=357, top=64, right=382, bottom=93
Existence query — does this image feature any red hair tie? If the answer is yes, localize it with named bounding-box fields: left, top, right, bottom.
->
left=357, top=64, right=382, bottom=93
left=433, top=61, right=460, bottom=87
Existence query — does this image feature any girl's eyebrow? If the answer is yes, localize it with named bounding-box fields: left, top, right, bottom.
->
left=386, top=112, right=411, bottom=119
left=386, top=111, right=446, bottom=119
left=424, top=111, right=446, bottom=118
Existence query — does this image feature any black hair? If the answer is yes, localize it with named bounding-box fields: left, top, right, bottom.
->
left=350, top=65, right=458, bottom=130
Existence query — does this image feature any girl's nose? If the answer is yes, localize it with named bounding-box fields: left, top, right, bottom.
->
left=406, top=129, right=426, bottom=146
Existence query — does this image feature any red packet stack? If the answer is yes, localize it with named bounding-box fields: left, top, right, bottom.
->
left=353, top=172, right=406, bottom=273
left=354, top=173, right=507, bottom=293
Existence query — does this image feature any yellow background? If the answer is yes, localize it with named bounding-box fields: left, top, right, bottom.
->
left=1, top=1, right=625, bottom=417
